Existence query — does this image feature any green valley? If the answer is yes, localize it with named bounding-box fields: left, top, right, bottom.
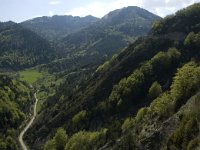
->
left=0, top=2, right=200, bottom=150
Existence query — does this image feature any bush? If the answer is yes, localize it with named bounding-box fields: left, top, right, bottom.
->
left=44, top=139, right=56, bottom=150
left=6, top=136, right=18, bottom=150
left=148, top=81, right=162, bottom=100
left=44, top=127, right=68, bottom=150
left=135, top=107, right=148, bottom=122
left=109, top=69, right=144, bottom=105
left=64, top=129, right=107, bottom=150
left=121, top=117, right=135, bottom=133
left=149, top=92, right=174, bottom=119
left=54, top=128, right=68, bottom=150
left=72, top=110, right=87, bottom=124
left=0, top=139, right=6, bottom=150
left=184, top=32, right=200, bottom=47
left=171, top=62, right=200, bottom=109
left=167, top=116, right=199, bottom=149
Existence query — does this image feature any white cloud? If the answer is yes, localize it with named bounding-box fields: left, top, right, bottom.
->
left=49, top=1, right=61, bottom=5
left=66, top=0, right=200, bottom=18
left=66, top=1, right=110, bottom=17
left=49, top=11, right=54, bottom=16
left=66, top=0, right=142, bottom=17
left=141, top=0, right=200, bottom=17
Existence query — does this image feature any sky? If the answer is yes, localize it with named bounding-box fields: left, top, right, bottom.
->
left=0, top=0, right=200, bottom=23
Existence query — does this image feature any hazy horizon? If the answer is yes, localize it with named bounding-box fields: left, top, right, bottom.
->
left=1, top=0, right=200, bottom=23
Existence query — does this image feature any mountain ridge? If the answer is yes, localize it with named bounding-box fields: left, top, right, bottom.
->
left=21, top=15, right=99, bottom=41
left=0, top=22, right=55, bottom=70
left=23, top=3, right=200, bottom=150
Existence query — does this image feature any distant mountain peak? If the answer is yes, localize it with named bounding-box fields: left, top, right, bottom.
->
left=21, top=15, right=99, bottom=40
left=100, top=6, right=161, bottom=27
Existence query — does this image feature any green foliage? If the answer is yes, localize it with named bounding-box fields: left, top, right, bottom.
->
left=108, top=47, right=180, bottom=111
left=135, top=107, right=148, bottom=122
left=19, top=69, right=43, bottom=84
left=0, top=139, right=6, bottom=150
left=0, top=22, right=55, bottom=70
left=96, top=61, right=110, bottom=73
left=6, top=136, right=18, bottom=150
left=64, top=129, right=107, bottom=150
left=44, top=128, right=68, bottom=150
left=171, top=62, right=200, bottom=109
left=152, top=21, right=164, bottom=33
left=121, top=117, right=135, bottom=133
left=54, top=128, right=68, bottom=150
left=72, top=110, right=87, bottom=124
left=148, top=81, right=162, bottom=100
left=168, top=115, right=199, bottom=150
left=0, top=74, right=32, bottom=149
left=109, top=69, right=144, bottom=105
left=0, top=99, right=25, bottom=129
left=149, top=92, right=174, bottom=119
left=96, top=54, right=118, bottom=73
left=61, top=7, right=160, bottom=60
left=21, top=15, right=99, bottom=41
left=151, top=3, right=200, bottom=34
left=23, top=4, right=200, bottom=150
left=147, top=61, right=200, bottom=121
left=44, top=140, right=56, bottom=150
left=151, top=48, right=181, bottom=73
left=184, top=32, right=200, bottom=47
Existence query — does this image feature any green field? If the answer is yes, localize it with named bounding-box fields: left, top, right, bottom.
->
left=19, top=69, right=43, bottom=84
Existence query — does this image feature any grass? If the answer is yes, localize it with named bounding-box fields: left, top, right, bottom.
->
left=19, top=69, right=64, bottom=113
left=35, top=72, right=63, bottom=113
left=19, top=69, right=43, bottom=84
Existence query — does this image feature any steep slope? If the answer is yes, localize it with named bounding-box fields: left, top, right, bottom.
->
left=21, top=15, right=99, bottom=41
left=40, top=6, right=161, bottom=75
left=61, top=6, right=161, bottom=56
left=0, top=22, right=55, bottom=70
left=0, top=74, right=33, bottom=149
left=24, top=3, right=200, bottom=150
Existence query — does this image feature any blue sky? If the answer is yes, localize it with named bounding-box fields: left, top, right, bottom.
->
left=1, top=0, right=200, bottom=23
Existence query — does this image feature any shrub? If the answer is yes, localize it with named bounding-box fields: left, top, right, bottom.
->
left=171, top=62, right=200, bottom=109
left=184, top=32, right=200, bottom=47
left=72, top=110, right=87, bottom=124
left=44, top=139, right=56, bottom=150
left=44, top=127, right=68, bottom=150
left=64, top=129, right=107, bottom=150
left=149, top=92, right=174, bottom=119
left=109, top=70, right=144, bottom=105
left=135, top=107, right=148, bottom=122
left=121, top=117, right=135, bottom=133
left=168, top=115, right=199, bottom=149
left=54, top=128, right=68, bottom=150
left=148, top=81, right=162, bottom=100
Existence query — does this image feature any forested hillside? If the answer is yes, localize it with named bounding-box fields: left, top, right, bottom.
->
left=24, top=3, right=200, bottom=150
left=21, top=15, right=99, bottom=41
left=38, top=6, right=161, bottom=76
left=0, top=3, right=199, bottom=150
left=61, top=6, right=161, bottom=57
left=0, top=22, right=55, bottom=70
left=0, top=74, right=33, bottom=149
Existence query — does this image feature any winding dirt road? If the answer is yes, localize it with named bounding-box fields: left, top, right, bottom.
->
left=19, top=93, right=38, bottom=150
